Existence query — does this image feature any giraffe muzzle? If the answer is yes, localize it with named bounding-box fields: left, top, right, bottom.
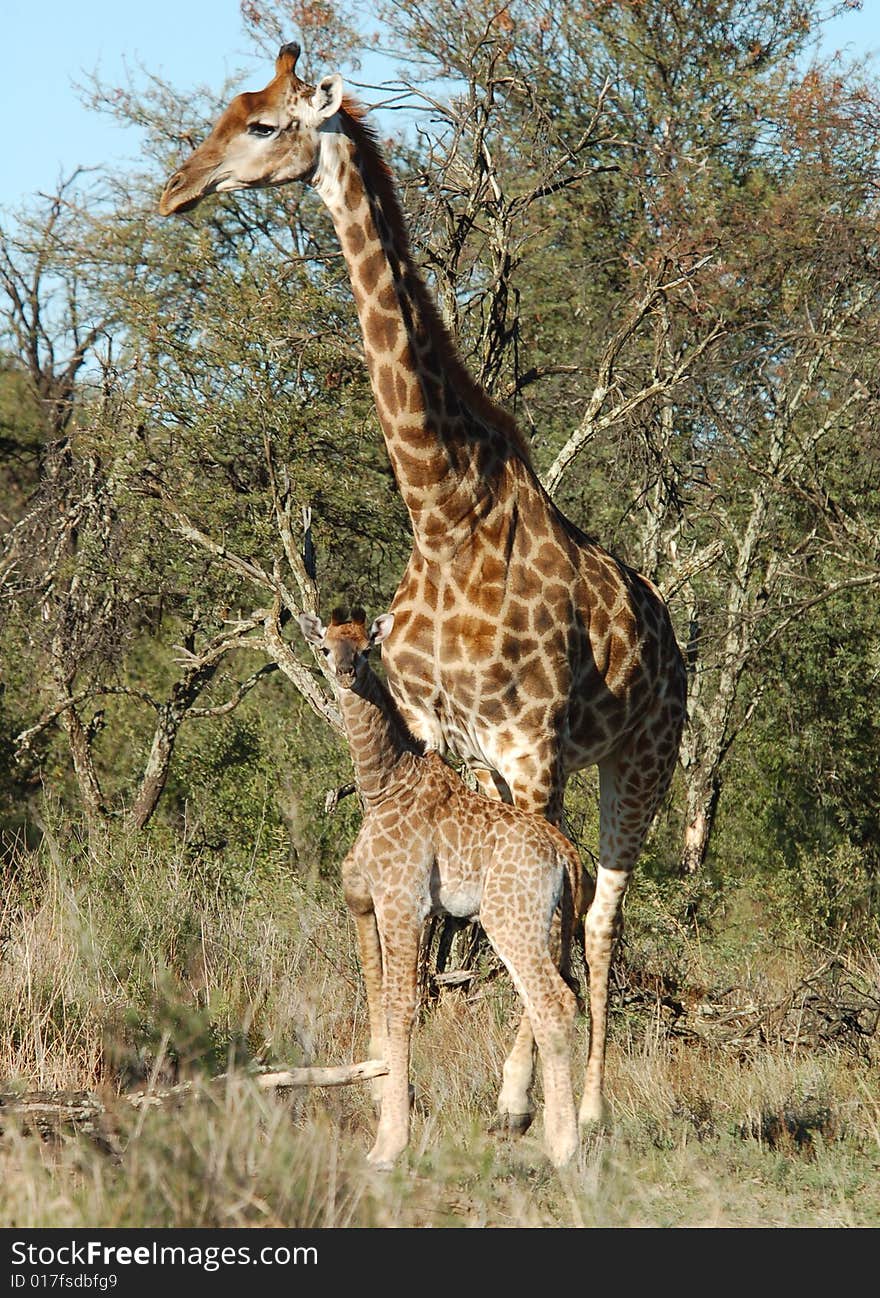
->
left=159, top=172, right=191, bottom=216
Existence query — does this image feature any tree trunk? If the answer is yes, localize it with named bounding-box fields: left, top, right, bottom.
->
left=129, top=654, right=223, bottom=830
left=681, top=771, right=720, bottom=875
left=129, top=705, right=183, bottom=830
left=59, top=700, right=107, bottom=826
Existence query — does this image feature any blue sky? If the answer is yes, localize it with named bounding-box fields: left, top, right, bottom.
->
left=3, top=1, right=880, bottom=213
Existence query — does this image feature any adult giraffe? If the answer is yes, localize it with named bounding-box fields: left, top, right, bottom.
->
left=160, top=43, right=687, bottom=1131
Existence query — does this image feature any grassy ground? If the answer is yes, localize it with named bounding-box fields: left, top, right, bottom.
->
left=1, top=818, right=878, bottom=1229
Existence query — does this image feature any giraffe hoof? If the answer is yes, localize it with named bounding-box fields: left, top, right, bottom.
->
left=578, top=1101, right=609, bottom=1130
left=489, top=1111, right=534, bottom=1138
left=366, top=1147, right=399, bottom=1171
left=548, top=1140, right=578, bottom=1170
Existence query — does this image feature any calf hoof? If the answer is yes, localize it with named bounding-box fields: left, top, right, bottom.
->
left=366, top=1144, right=402, bottom=1171
left=578, top=1096, right=608, bottom=1129
left=489, top=1110, right=534, bottom=1137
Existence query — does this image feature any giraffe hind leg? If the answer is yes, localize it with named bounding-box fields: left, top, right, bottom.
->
left=490, top=857, right=575, bottom=1135
left=491, top=1011, right=536, bottom=1135
left=482, top=850, right=578, bottom=1166
left=487, top=940, right=578, bottom=1166
left=466, top=765, right=536, bottom=1132
left=579, top=863, right=628, bottom=1127
left=580, top=715, right=681, bottom=1127
left=486, top=759, right=571, bottom=1133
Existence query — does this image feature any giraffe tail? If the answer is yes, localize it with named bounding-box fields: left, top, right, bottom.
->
left=557, top=838, right=592, bottom=1012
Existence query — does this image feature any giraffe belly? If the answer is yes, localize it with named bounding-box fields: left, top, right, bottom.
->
left=429, top=863, right=483, bottom=919
left=430, top=832, right=487, bottom=919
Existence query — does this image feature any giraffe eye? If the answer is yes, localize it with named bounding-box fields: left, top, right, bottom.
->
left=247, top=122, right=276, bottom=138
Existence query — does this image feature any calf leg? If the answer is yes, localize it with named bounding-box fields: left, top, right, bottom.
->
left=367, top=913, right=421, bottom=1170
left=351, top=908, right=387, bottom=1108
left=484, top=904, right=578, bottom=1167
left=485, top=760, right=567, bottom=1131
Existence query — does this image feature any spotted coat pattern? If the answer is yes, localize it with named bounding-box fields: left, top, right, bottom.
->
left=299, top=609, right=584, bottom=1168
left=160, top=43, right=688, bottom=1129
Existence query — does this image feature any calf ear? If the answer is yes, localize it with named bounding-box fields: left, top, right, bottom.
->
left=297, top=612, right=327, bottom=645
left=369, top=613, right=395, bottom=646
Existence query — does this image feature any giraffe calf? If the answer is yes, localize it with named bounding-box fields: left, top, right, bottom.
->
left=299, top=607, right=584, bottom=1169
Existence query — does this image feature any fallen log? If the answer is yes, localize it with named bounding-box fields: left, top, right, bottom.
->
left=0, top=1058, right=390, bottom=1134
left=253, top=1059, right=388, bottom=1089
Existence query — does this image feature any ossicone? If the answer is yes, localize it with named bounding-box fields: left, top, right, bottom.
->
left=276, top=42, right=302, bottom=74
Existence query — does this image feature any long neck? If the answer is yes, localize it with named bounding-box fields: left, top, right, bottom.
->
left=337, top=665, right=422, bottom=805
left=313, top=107, right=529, bottom=559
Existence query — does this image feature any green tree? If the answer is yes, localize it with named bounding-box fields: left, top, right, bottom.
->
left=3, top=0, right=879, bottom=892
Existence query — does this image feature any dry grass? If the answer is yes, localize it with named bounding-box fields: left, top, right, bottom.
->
left=1, top=819, right=878, bottom=1229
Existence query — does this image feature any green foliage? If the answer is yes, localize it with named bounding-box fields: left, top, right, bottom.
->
left=764, top=842, right=880, bottom=953
left=157, top=681, right=363, bottom=880
left=1, top=0, right=879, bottom=1079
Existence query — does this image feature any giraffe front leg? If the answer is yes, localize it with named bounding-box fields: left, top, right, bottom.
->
left=344, top=857, right=387, bottom=1109
left=367, top=913, right=421, bottom=1170
left=580, top=729, right=680, bottom=1127
left=351, top=908, right=387, bottom=1109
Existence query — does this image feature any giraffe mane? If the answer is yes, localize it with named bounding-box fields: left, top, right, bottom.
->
left=338, top=98, right=533, bottom=467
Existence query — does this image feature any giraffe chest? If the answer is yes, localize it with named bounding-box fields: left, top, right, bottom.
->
left=383, top=524, right=670, bottom=779
left=384, top=553, right=573, bottom=764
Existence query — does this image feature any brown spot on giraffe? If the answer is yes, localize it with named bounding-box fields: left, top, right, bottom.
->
left=345, top=221, right=366, bottom=255
left=359, top=249, right=386, bottom=297
left=365, top=308, right=400, bottom=355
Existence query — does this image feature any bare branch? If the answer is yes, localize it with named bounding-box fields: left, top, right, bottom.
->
left=148, top=488, right=276, bottom=593
left=186, top=662, right=280, bottom=718
left=14, top=685, right=160, bottom=758
left=664, top=540, right=726, bottom=603
left=0, top=1060, right=390, bottom=1134
left=543, top=293, right=724, bottom=496
left=253, top=1060, right=388, bottom=1088
left=498, top=364, right=580, bottom=403
left=263, top=595, right=343, bottom=736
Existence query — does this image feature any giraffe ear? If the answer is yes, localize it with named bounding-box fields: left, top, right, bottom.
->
left=312, top=74, right=343, bottom=120
left=297, top=611, right=326, bottom=645
left=369, top=613, right=394, bottom=646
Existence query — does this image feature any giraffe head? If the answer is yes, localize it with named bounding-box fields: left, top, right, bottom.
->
left=159, top=43, right=344, bottom=215
left=298, top=607, right=394, bottom=690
